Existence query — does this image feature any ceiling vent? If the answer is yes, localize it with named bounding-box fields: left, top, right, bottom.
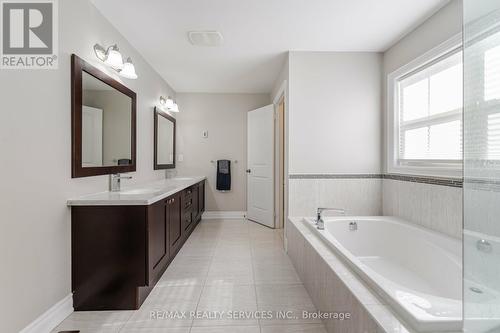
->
left=188, top=31, right=224, bottom=47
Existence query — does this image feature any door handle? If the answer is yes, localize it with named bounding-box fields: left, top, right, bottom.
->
left=246, top=169, right=251, bottom=173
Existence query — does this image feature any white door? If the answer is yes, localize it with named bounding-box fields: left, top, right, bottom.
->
left=247, top=105, right=274, bottom=228
left=82, top=106, right=103, bottom=167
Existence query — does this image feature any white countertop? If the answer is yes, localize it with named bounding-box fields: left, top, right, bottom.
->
left=67, top=176, right=206, bottom=206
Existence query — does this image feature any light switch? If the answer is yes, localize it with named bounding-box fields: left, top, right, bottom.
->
left=202, top=130, right=208, bottom=138
left=178, top=154, right=184, bottom=162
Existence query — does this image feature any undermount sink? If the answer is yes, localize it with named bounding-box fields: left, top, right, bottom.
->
left=172, top=177, right=194, bottom=181
left=119, top=188, right=161, bottom=195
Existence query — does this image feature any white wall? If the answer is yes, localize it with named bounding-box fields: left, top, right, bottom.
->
left=382, top=0, right=462, bottom=238
left=0, top=0, right=177, bottom=331
left=288, top=51, right=382, bottom=174
left=175, top=93, right=270, bottom=212
left=286, top=52, right=383, bottom=218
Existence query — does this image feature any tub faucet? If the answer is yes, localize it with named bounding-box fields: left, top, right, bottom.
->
left=110, top=173, right=132, bottom=192
left=315, top=207, right=345, bottom=230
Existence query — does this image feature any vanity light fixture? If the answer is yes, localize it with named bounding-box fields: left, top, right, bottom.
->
left=159, top=96, right=180, bottom=113
left=160, top=96, right=174, bottom=109
left=93, top=43, right=138, bottom=79
left=120, top=57, right=138, bottom=79
left=170, top=102, right=179, bottom=113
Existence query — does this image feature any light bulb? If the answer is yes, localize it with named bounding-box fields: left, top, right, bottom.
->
left=104, top=45, right=124, bottom=70
left=119, top=57, right=138, bottom=79
left=170, top=102, right=179, bottom=112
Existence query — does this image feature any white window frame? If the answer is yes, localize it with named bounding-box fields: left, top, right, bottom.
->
left=386, top=33, right=463, bottom=178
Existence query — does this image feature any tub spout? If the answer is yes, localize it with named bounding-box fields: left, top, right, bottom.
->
left=315, top=207, right=346, bottom=230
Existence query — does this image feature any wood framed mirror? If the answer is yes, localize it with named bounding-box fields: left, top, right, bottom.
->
left=154, top=107, right=176, bottom=170
left=71, top=54, right=137, bottom=178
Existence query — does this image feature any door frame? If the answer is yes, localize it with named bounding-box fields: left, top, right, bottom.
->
left=272, top=80, right=288, bottom=233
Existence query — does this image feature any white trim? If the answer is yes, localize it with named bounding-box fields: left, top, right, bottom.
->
left=202, top=211, right=247, bottom=219
left=272, top=79, right=287, bottom=105
left=273, top=82, right=287, bottom=230
left=20, top=294, right=73, bottom=333
left=386, top=33, right=463, bottom=178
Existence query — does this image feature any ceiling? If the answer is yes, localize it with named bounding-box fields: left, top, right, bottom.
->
left=91, top=0, right=449, bottom=94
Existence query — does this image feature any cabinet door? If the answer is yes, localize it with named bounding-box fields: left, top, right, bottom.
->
left=168, top=193, right=183, bottom=254
left=149, top=200, right=168, bottom=272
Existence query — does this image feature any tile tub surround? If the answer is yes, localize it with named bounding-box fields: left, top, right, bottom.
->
left=288, top=174, right=462, bottom=239
left=286, top=217, right=464, bottom=333
left=382, top=179, right=462, bottom=239
left=53, top=219, right=327, bottom=333
left=288, top=177, right=383, bottom=217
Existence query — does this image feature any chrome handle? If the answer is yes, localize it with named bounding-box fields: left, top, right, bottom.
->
left=246, top=169, right=251, bottom=173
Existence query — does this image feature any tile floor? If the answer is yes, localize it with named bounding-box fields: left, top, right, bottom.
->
left=54, top=219, right=327, bottom=333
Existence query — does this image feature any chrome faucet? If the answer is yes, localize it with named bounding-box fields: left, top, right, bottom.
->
left=110, top=173, right=132, bottom=192
left=315, top=207, right=345, bottom=230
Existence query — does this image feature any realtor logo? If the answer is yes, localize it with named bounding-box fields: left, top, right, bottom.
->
left=1, top=0, right=58, bottom=69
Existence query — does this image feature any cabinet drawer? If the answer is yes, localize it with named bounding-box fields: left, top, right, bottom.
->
left=183, top=188, right=193, bottom=199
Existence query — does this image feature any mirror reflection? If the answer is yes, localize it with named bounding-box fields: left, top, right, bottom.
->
left=154, top=108, right=176, bottom=169
left=82, top=71, right=132, bottom=167
left=157, top=116, right=174, bottom=164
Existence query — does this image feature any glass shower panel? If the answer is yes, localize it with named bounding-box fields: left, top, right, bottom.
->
left=464, top=1, right=500, bottom=332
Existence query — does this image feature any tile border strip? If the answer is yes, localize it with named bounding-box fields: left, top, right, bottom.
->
left=288, top=173, right=463, bottom=188
left=288, top=174, right=382, bottom=179
left=383, top=174, right=463, bottom=188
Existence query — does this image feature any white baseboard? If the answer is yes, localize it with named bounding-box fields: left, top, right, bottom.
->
left=20, top=294, right=73, bottom=333
left=202, top=211, right=247, bottom=220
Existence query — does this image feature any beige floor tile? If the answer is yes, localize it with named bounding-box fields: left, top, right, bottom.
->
left=194, top=285, right=259, bottom=327
left=190, top=326, right=260, bottom=332
left=143, top=285, right=203, bottom=306
left=156, top=272, right=207, bottom=287
left=204, top=273, right=254, bottom=286
left=256, top=284, right=315, bottom=307
left=53, top=311, right=133, bottom=331
left=260, top=324, right=327, bottom=333
left=52, top=328, right=120, bottom=333
left=120, top=328, right=190, bottom=333
left=122, top=306, right=195, bottom=329
left=209, top=258, right=252, bottom=273
left=257, top=303, right=322, bottom=326
left=253, top=266, right=302, bottom=285
left=197, top=285, right=257, bottom=309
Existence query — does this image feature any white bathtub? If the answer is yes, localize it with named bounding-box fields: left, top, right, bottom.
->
left=303, top=216, right=462, bottom=332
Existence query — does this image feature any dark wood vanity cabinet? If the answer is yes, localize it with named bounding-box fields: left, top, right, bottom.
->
left=168, top=191, right=183, bottom=255
left=71, top=180, right=205, bottom=311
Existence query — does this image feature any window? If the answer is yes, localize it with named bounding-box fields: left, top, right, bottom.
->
left=398, top=50, right=463, bottom=163
left=469, top=30, right=500, bottom=163
left=387, top=34, right=463, bottom=177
